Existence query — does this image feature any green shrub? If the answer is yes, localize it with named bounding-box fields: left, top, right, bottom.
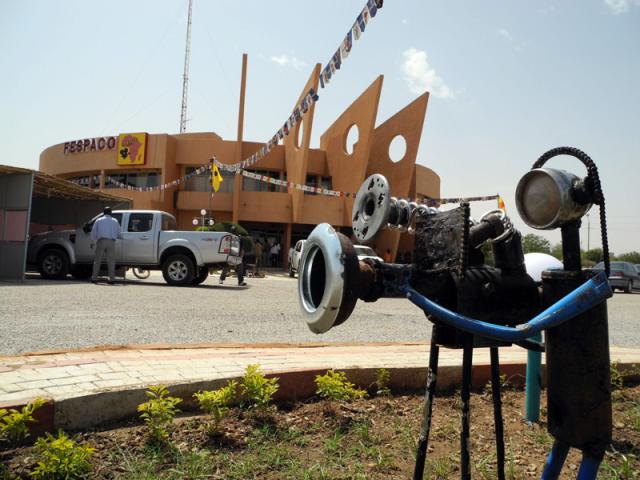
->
left=315, top=370, right=367, bottom=401
left=375, top=368, right=391, bottom=396
left=0, top=397, right=46, bottom=443
left=240, top=364, right=279, bottom=409
left=30, top=430, right=94, bottom=479
left=137, top=385, right=182, bottom=443
left=194, top=380, right=237, bottom=434
left=610, top=361, right=624, bottom=390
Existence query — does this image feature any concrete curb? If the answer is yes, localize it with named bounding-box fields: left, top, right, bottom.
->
left=1, top=344, right=638, bottom=433
left=1, top=363, right=525, bottom=433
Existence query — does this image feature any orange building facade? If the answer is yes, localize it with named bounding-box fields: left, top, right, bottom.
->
left=39, top=56, right=440, bottom=265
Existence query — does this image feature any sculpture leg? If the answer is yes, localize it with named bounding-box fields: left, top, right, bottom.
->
left=460, top=334, right=473, bottom=480
left=541, top=441, right=570, bottom=480
left=413, top=335, right=440, bottom=480
left=576, top=453, right=602, bottom=480
left=490, top=347, right=506, bottom=480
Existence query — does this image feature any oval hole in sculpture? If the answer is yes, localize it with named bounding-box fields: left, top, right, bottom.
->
left=295, top=119, right=304, bottom=149
left=389, top=135, right=407, bottom=163
left=344, top=123, right=359, bottom=156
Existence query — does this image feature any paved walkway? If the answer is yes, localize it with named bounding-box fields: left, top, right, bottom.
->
left=1, top=343, right=639, bottom=430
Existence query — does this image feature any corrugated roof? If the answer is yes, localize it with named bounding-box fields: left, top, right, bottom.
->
left=0, top=165, right=130, bottom=202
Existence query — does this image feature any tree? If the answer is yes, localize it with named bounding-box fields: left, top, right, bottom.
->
left=197, top=222, right=253, bottom=251
left=583, top=248, right=604, bottom=264
left=522, top=234, right=551, bottom=254
left=550, top=243, right=563, bottom=260
left=616, top=251, right=640, bottom=264
left=480, top=241, right=494, bottom=266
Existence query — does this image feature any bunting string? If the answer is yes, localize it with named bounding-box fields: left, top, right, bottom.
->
left=86, top=0, right=503, bottom=210
left=98, top=166, right=500, bottom=206
left=93, top=0, right=384, bottom=192
left=421, top=194, right=500, bottom=206
left=319, top=0, right=383, bottom=89
left=100, top=165, right=210, bottom=192
left=215, top=0, right=384, bottom=172
left=214, top=88, right=318, bottom=173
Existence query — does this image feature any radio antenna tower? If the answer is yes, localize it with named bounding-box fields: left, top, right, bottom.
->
left=179, top=0, right=193, bottom=133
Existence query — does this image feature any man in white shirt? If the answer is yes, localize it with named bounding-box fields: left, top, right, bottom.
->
left=270, top=242, right=281, bottom=267
left=90, top=207, right=122, bottom=284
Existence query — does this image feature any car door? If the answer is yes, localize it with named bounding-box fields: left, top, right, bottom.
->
left=75, top=213, right=124, bottom=263
left=630, top=263, right=640, bottom=290
left=294, top=240, right=304, bottom=268
left=120, top=212, right=157, bottom=264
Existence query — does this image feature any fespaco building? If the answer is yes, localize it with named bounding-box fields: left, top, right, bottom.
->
left=39, top=56, right=440, bottom=264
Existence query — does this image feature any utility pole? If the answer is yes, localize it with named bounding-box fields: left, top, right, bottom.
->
left=179, top=0, right=193, bottom=133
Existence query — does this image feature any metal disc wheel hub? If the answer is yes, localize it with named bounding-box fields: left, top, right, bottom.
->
left=43, top=255, right=62, bottom=275
left=168, top=260, right=188, bottom=281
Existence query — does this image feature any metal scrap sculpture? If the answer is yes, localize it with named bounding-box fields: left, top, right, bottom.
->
left=297, top=147, right=612, bottom=479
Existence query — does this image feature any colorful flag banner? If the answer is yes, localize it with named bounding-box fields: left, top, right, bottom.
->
left=318, top=0, right=382, bottom=88
left=498, top=195, right=506, bottom=211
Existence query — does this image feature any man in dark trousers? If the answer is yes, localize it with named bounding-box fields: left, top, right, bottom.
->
left=90, top=207, right=122, bottom=284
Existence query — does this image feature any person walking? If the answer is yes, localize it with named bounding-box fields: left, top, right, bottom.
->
left=90, top=206, right=122, bottom=284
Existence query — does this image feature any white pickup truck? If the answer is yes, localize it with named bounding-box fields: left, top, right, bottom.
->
left=27, top=210, right=241, bottom=286
left=288, top=239, right=306, bottom=277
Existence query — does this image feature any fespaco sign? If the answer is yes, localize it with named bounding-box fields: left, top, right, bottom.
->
left=63, top=133, right=148, bottom=166
left=63, top=136, right=117, bottom=154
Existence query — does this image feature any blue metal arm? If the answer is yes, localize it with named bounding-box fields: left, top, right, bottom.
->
left=403, top=271, right=612, bottom=342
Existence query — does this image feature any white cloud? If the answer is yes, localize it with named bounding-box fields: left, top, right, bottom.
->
left=401, top=48, right=454, bottom=99
left=604, top=0, right=640, bottom=14
left=497, top=28, right=512, bottom=41
left=497, top=28, right=526, bottom=53
left=269, top=54, right=307, bottom=70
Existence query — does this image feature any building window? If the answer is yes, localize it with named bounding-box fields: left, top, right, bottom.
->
left=127, top=213, right=153, bottom=232
left=68, top=174, right=101, bottom=188
left=184, top=166, right=234, bottom=193
left=320, top=176, right=332, bottom=190
left=243, top=170, right=284, bottom=192
left=103, top=171, right=160, bottom=189
left=302, top=175, right=332, bottom=195
left=161, top=214, right=176, bottom=231
left=304, top=174, right=318, bottom=195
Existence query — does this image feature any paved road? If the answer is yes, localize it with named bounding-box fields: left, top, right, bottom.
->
left=0, top=271, right=638, bottom=354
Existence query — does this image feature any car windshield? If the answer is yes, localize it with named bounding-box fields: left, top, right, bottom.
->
left=595, top=261, right=626, bottom=271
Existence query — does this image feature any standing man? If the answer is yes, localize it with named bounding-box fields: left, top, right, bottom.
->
left=254, top=240, right=263, bottom=276
left=270, top=241, right=281, bottom=267
left=91, top=207, right=122, bottom=284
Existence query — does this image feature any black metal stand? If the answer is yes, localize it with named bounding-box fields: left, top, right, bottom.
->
left=490, top=347, right=506, bottom=480
left=413, top=328, right=507, bottom=480
left=413, top=339, right=440, bottom=480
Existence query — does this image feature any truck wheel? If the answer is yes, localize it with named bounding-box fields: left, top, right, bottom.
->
left=192, top=266, right=209, bottom=285
left=71, top=265, right=92, bottom=280
left=37, top=248, right=70, bottom=280
left=289, top=262, right=295, bottom=277
left=162, top=254, right=195, bottom=286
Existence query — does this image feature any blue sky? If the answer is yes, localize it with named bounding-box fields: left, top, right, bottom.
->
left=1, top=0, right=638, bottom=253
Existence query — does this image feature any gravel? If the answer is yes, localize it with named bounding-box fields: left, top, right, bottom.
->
left=0, top=271, right=638, bottom=355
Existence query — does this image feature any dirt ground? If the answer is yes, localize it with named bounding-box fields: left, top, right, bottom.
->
left=1, top=385, right=638, bottom=479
